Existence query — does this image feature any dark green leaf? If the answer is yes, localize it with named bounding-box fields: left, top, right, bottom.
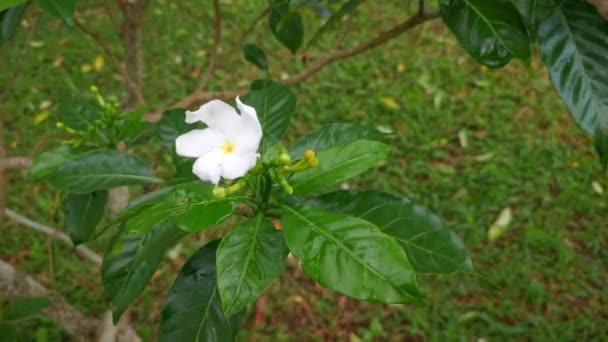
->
left=0, top=0, right=26, bottom=12
left=64, top=190, right=107, bottom=245
left=115, top=182, right=240, bottom=234
left=290, top=139, right=389, bottom=195
left=46, top=150, right=160, bottom=193
left=29, top=145, right=85, bottom=181
left=268, top=2, right=304, bottom=53
left=34, top=0, right=75, bottom=25
left=537, top=0, right=608, bottom=162
left=440, top=0, right=531, bottom=68
left=281, top=204, right=422, bottom=304
left=102, top=222, right=187, bottom=322
left=241, top=79, right=296, bottom=145
left=242, top=44, right=269, bottom=70
left=289, top=123, right=387, bottom=158
left=157, top=108, right=188, bottom=154
left=2, top=3, right=26, bottom=41
left=116, top=107, right=147, bottom=142
left=595, top=125, right=608, bottom=169
left=159, top=240, right=245, bottom=342
left=310, top=190, right=473, bottom=274
left=4, top=297, right=51, bottom=321
left=217, top=215, right=289, bottom=316
left=57, top=97, right=102, bottom=131
left=306, top=0, right=364, bottom=48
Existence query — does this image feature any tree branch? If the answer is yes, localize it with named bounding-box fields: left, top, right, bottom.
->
left=0, top=157, right=32, bottom=170
left=146, top=11, right=439, bottom=120
left=4, top=208, right=102, bottom=265
left=197, top=0, right=222, bottom=90
left=0, top=260, right=141, bottom=342
left=283, top=12, right=439, bottom=86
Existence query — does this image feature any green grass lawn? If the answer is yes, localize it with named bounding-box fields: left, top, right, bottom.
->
left=2, top=0, right=607, bottom=340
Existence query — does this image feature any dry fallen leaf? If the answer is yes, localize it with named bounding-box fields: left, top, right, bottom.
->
left=488, top=207, right=512, bottom=242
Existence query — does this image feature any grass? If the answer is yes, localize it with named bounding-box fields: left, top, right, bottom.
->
left=2, top=0, right=607, bottom=340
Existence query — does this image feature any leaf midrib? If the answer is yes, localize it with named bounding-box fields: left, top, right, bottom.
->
left=294, top=143, right=387, bottom=191
left=463, top=0, right=517, bottom=56
left=224, top=215, right=264, bottom=315
left=282, top=205, right=416, bottom=299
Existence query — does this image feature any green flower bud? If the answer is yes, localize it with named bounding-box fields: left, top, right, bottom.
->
left=212, top=187, right=227, bottom=198
left=278, top=152, right=292, bottom=166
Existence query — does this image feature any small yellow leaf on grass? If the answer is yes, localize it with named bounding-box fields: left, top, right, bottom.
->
left=397, top=63, right=405, bottom=73
left=81, top=64, right=92, bottom=73
left=380, top=96, right=400, bottom=110
left=93, top=55, right=105, bottom=71
left=488, top=207, right=512, bottom=242
left=33, top=111, right=49, bottom=125
left=39, top=100, right=52, bottom=110
left=592, top=181, right=603, bottom=195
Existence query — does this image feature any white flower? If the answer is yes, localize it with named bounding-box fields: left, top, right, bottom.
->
left=175, top=97, right=262, bottom=185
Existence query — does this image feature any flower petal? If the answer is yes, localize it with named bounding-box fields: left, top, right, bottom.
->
left=192, top=150, right=223, bottom=185
left=175, top=129, right=224, bottom=158
left=229, top=97, right=263, bottom=153
left=185, top=100, right=241, bottom=134
left=221, top=152, right=259, bottom=180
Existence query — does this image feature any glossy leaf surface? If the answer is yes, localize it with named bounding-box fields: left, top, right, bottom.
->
left=159, top=240, right=245, bottom=342
left=241, top=79, right=296, bottom=145
left=102, top=222, right=187, bottom=322
left=64, top=190, right=107, bottom=245
left=290, top=140, right=389, bottom=195
left=289, top=123, right=386, bottom=158
left=268, top=2, right=304, bottom=53
left=242, top=44, right=269, bottom=70
left=536, top=0, right=608, bottom=166
left=282, top=204, right=422, bottom=304
left=440, top=0, right=530, bottom=68
left=217, top=216, right=288, bottom=316
left=115, top=182, right=240, bottom=233
left=311, top=190, right=473, bottom=274
left=46, top=150, right=160, bottom=193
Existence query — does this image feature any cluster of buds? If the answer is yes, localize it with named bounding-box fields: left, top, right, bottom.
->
left=55, top=86, right=121, bottom=148
left=211, top=148, right=320, bottom=198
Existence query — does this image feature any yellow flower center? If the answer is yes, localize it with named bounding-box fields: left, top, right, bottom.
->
left=222, top=142, right=236, bottom=154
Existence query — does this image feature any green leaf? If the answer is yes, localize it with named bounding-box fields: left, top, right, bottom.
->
left=268, top=2, right=304, bottom=53
left=46, top=150, right=160, bottom=193
left=306, top=0, right=364, bottom=48
left=216, top=215, right=289, bottom=316
left=3, top=297, right=51, bottom=321
left=2, top=2, right=26, bottom=41
left=64, top=190, right=107, bottom=245
left=281, top=204, right=422, bottom=304
left=115, top=182, right=240, bottom=234
left=157, top=108, right=188, bottom=154
left=0, top=0, right=25, bottom=12
left=595, top=126, right=608, bottom=169
left=310, top=190, right=473, bottom=274
left=56, top=97, right=102, bottom=131
left=536, top=0, right=608, bottom=163
left=440, top=0, right=531, bottom=68
left=241, top=79, right=296, bottom=145
left=289, top=123, right=387, bottom=158
left=159, top=240, right=245, bottom=342
left=102, top=222, right=187, bottom=322
left=242, top=44, right=269, bottom=70
left=34, top=0, right=75, bottom=25
left=29, top=145, right=84, bottom=181
left=116, top=107, right=147, bottom=142
left=512, top=0, right=539, bottom=35
left=290, top=139, right=389, bottom=195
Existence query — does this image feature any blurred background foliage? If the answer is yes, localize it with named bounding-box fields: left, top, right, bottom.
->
left=1, top=0, right=606, bottom=340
